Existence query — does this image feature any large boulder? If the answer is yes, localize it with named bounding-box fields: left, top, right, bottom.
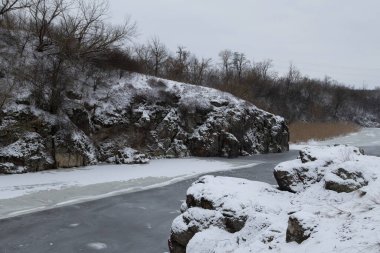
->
left=299, top=145, right=364, bottom=164
left=273, top=160, right=322, bottom=193
left=325, top=165, right=368, bottom=193
left=274, top=145, right=364, bottom=193
left=169, top=176, right=289, bottom=253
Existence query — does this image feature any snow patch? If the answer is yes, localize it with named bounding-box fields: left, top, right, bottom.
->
left=87, top=242, right=107, bottom=250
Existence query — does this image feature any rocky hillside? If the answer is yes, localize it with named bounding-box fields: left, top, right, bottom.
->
left=0, top=73, right=289, bottom=174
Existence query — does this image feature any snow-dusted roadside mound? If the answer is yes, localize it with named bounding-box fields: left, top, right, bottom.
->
left=0, top=73, right=288, bottom=174
left=169, top=145, right=380, bottom=253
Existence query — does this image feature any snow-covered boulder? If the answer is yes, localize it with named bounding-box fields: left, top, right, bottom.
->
left=169, top=207, right=225, bottom=251
left=169, top=175, right=290, bottom=253
left=298, top=145, right=364, bottom=164
left=286, top=211, right=318, bottom=243
left=274, top=145, right=365, bottom=193
left=325, top=165, right=368, bottom=193
left=273, top=160, right=322, bottom=193
left=170, top=146, right=380, bottom=253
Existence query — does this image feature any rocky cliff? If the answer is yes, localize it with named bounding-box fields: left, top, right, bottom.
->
left=0, top=74, right=289, bottom=174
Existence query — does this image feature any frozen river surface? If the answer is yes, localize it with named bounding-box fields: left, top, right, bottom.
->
left=0, top=128, right=379, bottom=253
left=291, top=127, right=380, bottom=149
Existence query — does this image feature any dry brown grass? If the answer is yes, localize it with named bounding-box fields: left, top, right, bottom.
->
left=289, top=121, right=361, bottom=143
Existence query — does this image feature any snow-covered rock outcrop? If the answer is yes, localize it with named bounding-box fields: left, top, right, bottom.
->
left=169, top=175, right=290, bottom=253
left=274, top=145, right=367, bottom=193
left=0, top=74, right=288, bottom=173
left=169, top=145, right=380, bottom=253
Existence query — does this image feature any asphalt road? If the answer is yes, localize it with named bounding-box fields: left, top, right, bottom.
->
left=0, top=147, right=377, bottom=253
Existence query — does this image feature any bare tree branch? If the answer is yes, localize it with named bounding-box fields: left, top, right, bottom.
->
left=57, top=0, right=136, bottom=58
left=0, top=0, right=29, bottom=16
left=148, top=37, right=167, bottom=76
left=29, top=0, right=68, bottom=52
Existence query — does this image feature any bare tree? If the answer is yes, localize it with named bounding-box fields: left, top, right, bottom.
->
left=218, top=49, right=233, bottom=82
left=175, top=45, right=190, bottom=70
left=0, top=0, right=29, bottom=16
left=168, top=45, right=190, bottom=81
left=189, top=56, right=211, bottom=85
left=0, top=74, right=17, bottom=111
left=25, top=0, right=137, bottom=113
left=58, top=0, right=136, bottom=58
left=0, top=0, right=30, bottom=29
left=285, top=63, right=301, bottom=90
left=148, top=37, right=167, bottom=76
left=232, top=52, right=249, bottom=81
left=134, top=44, right=151, bottom=72
left=253, top=59, right=273, bottom=81
left=29, top=0, right=67, bottom=52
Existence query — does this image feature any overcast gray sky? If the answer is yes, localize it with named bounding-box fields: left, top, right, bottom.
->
left=109, top=0, right=380, bottom=89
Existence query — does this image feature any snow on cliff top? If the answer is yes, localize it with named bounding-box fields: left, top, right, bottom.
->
left=128, top=73, right=250, bottom=107
left=84, top=72, right=283, bottom=124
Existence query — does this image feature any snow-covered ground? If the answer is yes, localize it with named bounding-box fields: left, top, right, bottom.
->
left=173, top=144, right=380, bottom=253
left=0, top=158, right=258, bottom=219
left=290, top=127, right=380, bottom=150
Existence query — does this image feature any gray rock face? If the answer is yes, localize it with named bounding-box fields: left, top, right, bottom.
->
left=0, top=75, right=289, bottom=173
left=0, top=162, right=26, bottom=174
left=286, top=212, right=317, bottom=244
left=273, top=165, right=321, bottom=193
left=325, top=167, right=368, bottom=193
left=53, top=129, right=98, bottom=168
left=0, top=105, right=98, bottom=173
left=106, top=147, right=149, bottom=164
left=0, top=106, right=55, bottom=173
left=299, top=149, right=318, bottom=163
left=0, top=131, right=54, bottom=173
left=55, top=152, right=85, bottom=168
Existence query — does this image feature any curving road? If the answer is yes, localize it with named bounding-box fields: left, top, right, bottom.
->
left=0, top=147, right=378, bottom=253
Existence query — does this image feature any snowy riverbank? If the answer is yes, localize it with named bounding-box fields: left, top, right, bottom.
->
left=290, top=127, right=380, bottom=150
left=0, top=158, right=258, bottom=219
